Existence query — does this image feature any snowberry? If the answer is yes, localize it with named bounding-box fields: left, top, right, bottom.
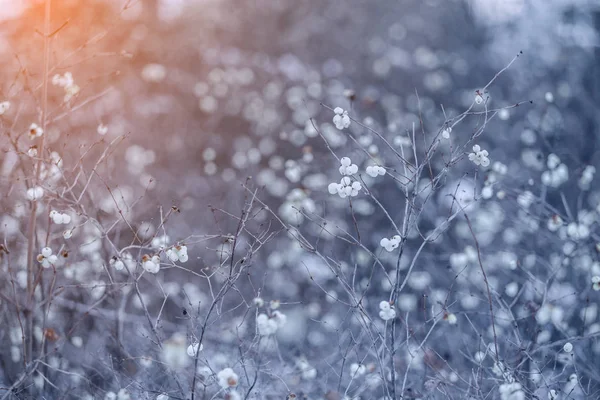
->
left=328, top=176, right=362, bottom=198
left=110, top=257, right=125, bottom=271
left=380, top=235, right=401, bottom=252
left=186, top=341, right=203, bottom=357
left=26, top=186, right=44, bottom=201
left=379, top=301, right=396, bottom=321
left=63, top=229, right=73, bottom=239
left=592, top=276, right=600, bottom=291
left=563, top=342, right=573, bottom=353
left=547, top=215, right=563, bottom=232
left=116, top=389, right=130, bottom=400
left=166, top=245, right=188, bottom=263
left=445, top=313, right=458, bottom=324
left=541, top=154, right=569, bottom=188
left=333, top=107, right=351, bottom=130
left=339, top=157, right=358, bottom=176
left=253, top=297, right=265, bottom=307
left=37, top=247, right=58, bottom=269
left=499, top=382, right=524, bottom=400
left=50, top=210, right=71, bottom=225
left=366, top=165, right=386, bottom=178
left=442, top=126, right=452, bottom=139
left=41, top=247, right=52, bottom=258
left=0, top=100, right=10, bottom=115
left=256, top=311, right=286, bottom=336
left=217, top=367, right=239, bottom=388
left=142, top=255, right=161, bottom=274
left=256, top=313, right=278, bottom=336
left=468, top=145, right=490, bottom=167
left=52, top=72, right=80, bottom=102
left=350, top=363, right=366, bottom=377
left=474, top=90, right=485, bottom=105
left=296, top=358, right=317, bottom=380
left=97, top=124, right=108, bottom=135
left=28, top=123, right=43, bottom=140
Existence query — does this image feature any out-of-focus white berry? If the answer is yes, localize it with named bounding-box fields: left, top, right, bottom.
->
left=563, top=342, right=573, bottom=353
left=217, top=367, right=239, bottom=389
left=0, top=100, right=10, bottom=115
left=445, top=313, right=458, bottom=324
left=186, top=341, right=203, bottom=357
left=97, top=124, right=108, bottom=135
left=366, top=165, right=386, bottom=178
left=27, top=186, right=44, bottom=201
left=441, top=126, right=452, bottom=139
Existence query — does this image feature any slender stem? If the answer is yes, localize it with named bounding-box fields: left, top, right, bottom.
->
left=25, top=0, right=52, bottom=366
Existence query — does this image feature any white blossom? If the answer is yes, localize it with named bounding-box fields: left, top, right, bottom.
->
left=333, top=107, right=351, bottom=130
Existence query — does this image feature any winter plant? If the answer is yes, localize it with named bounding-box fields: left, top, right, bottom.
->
left=0, top=1, right=598, bottom=400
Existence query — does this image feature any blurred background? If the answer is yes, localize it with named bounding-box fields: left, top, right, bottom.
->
left=1, top=0, right=599, bottom=398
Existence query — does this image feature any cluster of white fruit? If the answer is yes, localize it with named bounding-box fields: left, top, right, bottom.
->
left=256, top=311, right=287, bottom=336
left=332, top=107, right=351, bottom=130
left=166, top=245, right=189, bottom=263
left=142, top=254, right=161, bottom=274
left=37, top=247, right=58, bottom=269
left=328, top=157, right=362, bottom=198
left=365, top=164, right=386, bottom=178
left=379, top=301, right=396, bottom=321
left=380, top=235, right=401, bottom=252
left=49, top=210, right=71, bottom=225
left=52, top=72, right=80, bottom=103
